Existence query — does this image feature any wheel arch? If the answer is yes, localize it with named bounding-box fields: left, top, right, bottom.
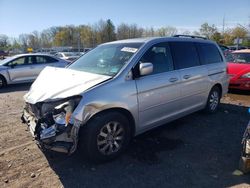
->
left=83, top=107, right=136, bottom=137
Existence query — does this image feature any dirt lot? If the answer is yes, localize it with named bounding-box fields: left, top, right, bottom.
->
left=0, top=84, right=250, bottom=188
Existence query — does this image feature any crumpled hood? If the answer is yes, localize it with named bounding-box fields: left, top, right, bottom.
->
left=24, top=66, right=111, bottom=104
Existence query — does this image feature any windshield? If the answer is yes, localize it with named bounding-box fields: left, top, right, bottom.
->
left=231, top=53, right=250, bottom=64
left=68, top=42, right=143, bottom=76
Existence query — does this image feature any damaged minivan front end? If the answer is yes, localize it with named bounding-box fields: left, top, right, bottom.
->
left=22, top=96, right=82, bottom=154
left=21, top=66, right=112, bottom=154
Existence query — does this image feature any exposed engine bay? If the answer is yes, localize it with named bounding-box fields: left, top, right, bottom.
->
left=21, top=96, right=82, bottom=154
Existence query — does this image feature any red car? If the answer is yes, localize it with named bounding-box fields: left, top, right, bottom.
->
left=227, top=49, right=250, bottom=90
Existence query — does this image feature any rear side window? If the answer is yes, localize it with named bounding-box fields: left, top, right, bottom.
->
left=169, top=42, right=200, bottom=69
left=197, top=43, right=222, bottom=64
left=46, top=56, right=58, bottom=63
left=36, top=56, right=58, bottom=64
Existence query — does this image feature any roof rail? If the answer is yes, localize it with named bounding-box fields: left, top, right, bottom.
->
left=173, top=35, right=207, bottom=40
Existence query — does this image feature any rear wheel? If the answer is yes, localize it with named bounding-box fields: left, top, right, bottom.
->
left=0, top=75, right=6, bottom=89
left=80, top=112, right=131, bottom=163
left=204, top=86, right=221, bottom=113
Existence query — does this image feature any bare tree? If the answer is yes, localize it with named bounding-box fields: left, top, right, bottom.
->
left=0, top=34, right=9, bottom=49
left=156, top=26, right=177, bottom=37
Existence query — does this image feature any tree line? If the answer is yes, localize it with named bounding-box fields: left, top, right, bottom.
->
left=0, top=19, right=249, bottom=52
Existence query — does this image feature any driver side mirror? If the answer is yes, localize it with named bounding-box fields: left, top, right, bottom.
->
left=139, top=62, right=153, bottom=76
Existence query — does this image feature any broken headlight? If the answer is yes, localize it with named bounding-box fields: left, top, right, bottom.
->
left=41, top=96, right=82, bottom=126
left=39, top=96, right=82, bottom=142
left=53, top=96, right=82, bottom=125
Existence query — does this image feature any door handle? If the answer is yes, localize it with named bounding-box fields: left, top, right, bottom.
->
left=169, top=78, right=178, bottom=82
left=183, top=75, right=191, bottom=79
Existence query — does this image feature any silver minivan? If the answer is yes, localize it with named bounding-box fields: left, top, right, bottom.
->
left=22, top=36, right=229, bottom=162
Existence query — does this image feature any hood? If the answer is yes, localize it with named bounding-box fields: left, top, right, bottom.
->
left=227, top=63, right=250, bottom=79
left=24, top=66, right=111, bottom=104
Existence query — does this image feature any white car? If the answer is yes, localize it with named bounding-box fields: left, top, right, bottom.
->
left=55, top=52, right=80, bottom=62
left=0, top=53, right=68, bottom=88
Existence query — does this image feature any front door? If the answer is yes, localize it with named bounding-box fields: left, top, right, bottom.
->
left=7, top=56, right=35, bottom=82
left=135, top=42, right=182, bottom=130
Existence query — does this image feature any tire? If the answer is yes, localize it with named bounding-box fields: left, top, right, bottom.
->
left=204, top=86, right=221, bottom=113
left=0, top=75, right=7, bottom=89
left=80, top=112, right=131, bottom=163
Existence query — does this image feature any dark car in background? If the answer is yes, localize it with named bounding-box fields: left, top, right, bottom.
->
left=0, top=50, right=9, bottom=59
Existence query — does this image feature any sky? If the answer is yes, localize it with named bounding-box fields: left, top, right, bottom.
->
left=0, top=0, right=249, bottom=38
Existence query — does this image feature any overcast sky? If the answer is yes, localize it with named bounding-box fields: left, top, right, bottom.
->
left=0, top=0, right=249, bottom=37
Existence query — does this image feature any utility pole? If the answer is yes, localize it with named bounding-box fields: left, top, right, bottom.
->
left=222, top=15, right=225, bottom=35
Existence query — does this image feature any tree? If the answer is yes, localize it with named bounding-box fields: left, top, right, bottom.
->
left=211, top=32, right=222, bottom=43
left=117, top=23, right=130, bottom=39
left=117, top=23, right=144, bottom=40
left=143, top=27, right=155, bottom=37
left=221, top=29, right=234, bottom=45
left=79, top=25, right=93, bottom=48
left=18, top=34, right=29, bottom=51
left=199, top=23, right=217, bottom=39
left=0, top=34, right=9, bottom=50
left=156, top=26, right=177, bottom=37
left=28, top=31, right=40, bottom=50
left=104, top=19, right=116, bottom=42
left=231, top=27, right=247, bottom=38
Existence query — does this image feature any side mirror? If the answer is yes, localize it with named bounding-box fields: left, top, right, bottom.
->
left=139, top=62, right=153, bottom=76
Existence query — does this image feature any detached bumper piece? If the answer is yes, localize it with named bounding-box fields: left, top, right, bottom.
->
left=21, top=108, right=80, bottom=154
left=239, top=120, right=250, bottom=173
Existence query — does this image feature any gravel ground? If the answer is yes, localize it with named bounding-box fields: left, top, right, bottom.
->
left=0, top=84, right=250, bottom=188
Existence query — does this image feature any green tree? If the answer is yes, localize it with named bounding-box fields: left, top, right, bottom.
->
left=199, top=23, right=217, bottom=39
left=211, top=32, right=222, bottom=43
left=104, top=19, right=116, bottom=42
left=231, top=27, right=247, bottom=38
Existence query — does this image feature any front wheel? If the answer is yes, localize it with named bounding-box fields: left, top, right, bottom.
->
left=204, top=86, right=221, bottom=113
left=80, top=112, right=131, bottom=163
left=0, top=75, right=6, bottom=89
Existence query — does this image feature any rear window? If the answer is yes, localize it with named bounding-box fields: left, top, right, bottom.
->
left=169, top=42, right=200, bottom=69
left=197, top=43, right=222, bottom=64
left=36, top=56, right=58, bottom=64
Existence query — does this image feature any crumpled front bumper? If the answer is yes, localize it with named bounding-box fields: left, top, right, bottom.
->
left=21, top=107, right=81, bottom=154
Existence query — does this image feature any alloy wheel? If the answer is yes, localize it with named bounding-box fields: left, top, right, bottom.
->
left=97, top=121, right=124, bottom=155
left=209, top=91, right=219, bottom=111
